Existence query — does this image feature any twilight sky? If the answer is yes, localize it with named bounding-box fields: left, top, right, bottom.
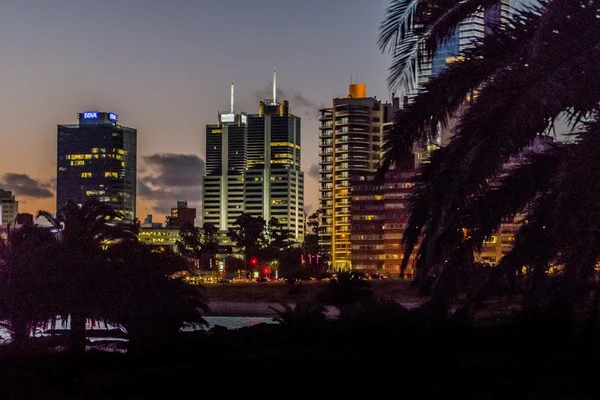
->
left=0, top=0, right=395, bottom=224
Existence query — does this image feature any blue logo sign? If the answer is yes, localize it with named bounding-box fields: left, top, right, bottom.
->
left=109, top=112, right=118, bottom=121
left=83, top=111, right=98, bottom=120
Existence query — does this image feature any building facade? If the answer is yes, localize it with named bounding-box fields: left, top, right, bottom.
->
left=318, top=84, right=398, bottom=270
left=139, top=214, right=180, bottom=251
left=167, top=200, right=197, bottom=228
left=350, top=163, right=418, bottom=276
left=203, top=74, right=305, bottom=242
left=203, top=84, right=248, bottom=232
left=245, top=95, right=304, bottom=241
left=0, top=189, right=18, bottom=228
left=57, top=111, right=137, bottom=220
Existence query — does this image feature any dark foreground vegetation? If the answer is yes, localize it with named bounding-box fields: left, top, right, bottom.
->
left=0, top=307, right=599, bottom=399
left=1, top=270, right=599, bottom=399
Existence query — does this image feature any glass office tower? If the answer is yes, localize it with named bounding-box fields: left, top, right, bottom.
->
left=57, top=111, right=137, bottom=220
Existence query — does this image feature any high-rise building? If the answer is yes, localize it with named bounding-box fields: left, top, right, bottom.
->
left=57, top=112, right=137, bottom=220
left=0, top=188, right=18, bottom=228
left=318, top=84, right=398, bottom=270
left=245, top=70, right=304, bottom=241
left=203, top=82, right=248, bottom=232
left=203, top=72, right=305, bottom=243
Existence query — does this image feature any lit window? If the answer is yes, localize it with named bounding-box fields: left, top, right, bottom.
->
left=81, top=172, right=92, bottom=178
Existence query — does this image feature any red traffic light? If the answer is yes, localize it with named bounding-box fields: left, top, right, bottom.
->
left=263, top=267, right=269, bottom=275
left=251, top=257, right=258, bottom=265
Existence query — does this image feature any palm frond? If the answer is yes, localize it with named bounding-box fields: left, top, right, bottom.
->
left=424, top=0, right=502, bottom=54
left=379, top=8, right=542, bottom=179
left=378, top=0, right=419, bottom=53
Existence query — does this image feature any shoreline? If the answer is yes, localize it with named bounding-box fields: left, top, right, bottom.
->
left=205, top=300, right=424, bottom=317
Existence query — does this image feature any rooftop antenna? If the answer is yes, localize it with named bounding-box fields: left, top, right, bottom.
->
left=230, top=81, right=234, bottom=113
left=273, top=68, right=277, bottom=104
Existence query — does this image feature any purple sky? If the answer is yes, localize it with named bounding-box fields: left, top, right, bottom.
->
left=0, top=0, right=394, bottom=223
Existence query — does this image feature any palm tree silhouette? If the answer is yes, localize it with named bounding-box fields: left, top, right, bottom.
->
left=105, top=241, right=209, bottom=354
left=37, top=199, right=137, bottom=356
left=0, top=221, right=57, bottom=350
left=378, top=0, right=600, bottom=318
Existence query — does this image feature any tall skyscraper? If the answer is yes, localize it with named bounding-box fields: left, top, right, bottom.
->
left=57, top=111, right=137, bottom=220
left=203, top=72, right=304, bottom=242
left=203, top=82, right=248, bottom=232
left=245, top=70, right=304, bottom=241
left=318, top=84, right=398, bottom=270
left=0, top=188, right=18, bottom=228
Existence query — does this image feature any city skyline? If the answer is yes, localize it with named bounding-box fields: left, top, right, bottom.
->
left=0, top=0, right=395, bottom=223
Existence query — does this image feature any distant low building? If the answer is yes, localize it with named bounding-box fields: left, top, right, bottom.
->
left=166, top=200, right=196, bottom=228
left=0, top=189, right=18, bottom=229
left=139, top=214, right=180, bottom=251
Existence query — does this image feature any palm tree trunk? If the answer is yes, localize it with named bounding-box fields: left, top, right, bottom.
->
left=11, top=318, right=29, bottom=351
left=69, top=312, right=87, bottom=356
left=525, top=263, right=546, bottom=312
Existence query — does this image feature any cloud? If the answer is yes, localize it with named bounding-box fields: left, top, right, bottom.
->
left=138, top=153, right=205, bottom=215
left=308, top=164, right=319, bottom=180
left=0, top=173, right=54, bottom=199
left=142, top=153, right=205, bottom=187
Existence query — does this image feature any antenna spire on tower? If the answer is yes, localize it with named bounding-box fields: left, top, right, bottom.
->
left=230, top=81, right=234, bottom=113
left=273, top=68, right=277, bottom=104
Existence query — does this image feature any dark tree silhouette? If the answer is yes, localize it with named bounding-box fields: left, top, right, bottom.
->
left=177, top=222, right=219, bottom=270
left=105, top=242, right=209, bottom=354
left=0, top=222, right=58, bottom=350
left=176, top=223, right=202, bottom=268
left=227, top=213, right=266, bottom=268
left=318, top=271, right=374, bottom=310
left=307, top=210, right=321, bottom=235
left=263, top=217, right=294, bottom=261
left=379, top=0, right=600, bottom=319
left=37, top=199, right=137, bottom=356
